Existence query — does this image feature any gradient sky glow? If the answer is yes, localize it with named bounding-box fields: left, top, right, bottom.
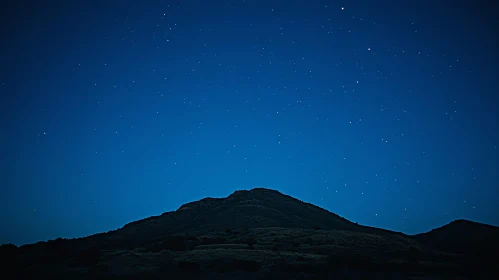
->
left=1, top=0, right=498, bottom=245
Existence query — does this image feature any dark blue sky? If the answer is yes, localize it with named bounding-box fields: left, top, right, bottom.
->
left=1, top=0, right=498, bottom=245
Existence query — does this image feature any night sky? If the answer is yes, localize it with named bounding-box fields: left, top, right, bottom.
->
left=1, top=0, right=498, bottom=246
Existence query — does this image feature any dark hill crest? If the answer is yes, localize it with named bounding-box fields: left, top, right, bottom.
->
left=117, top=188, right=359, bottom=236
left=2, top=188, right=499, bottom=279
left=414, top=218, right=499, bottom=257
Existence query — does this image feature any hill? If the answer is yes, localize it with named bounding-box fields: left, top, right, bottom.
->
left=414, top=219, right=499, bottom=259
left=1, top=188, right=498, bottom=279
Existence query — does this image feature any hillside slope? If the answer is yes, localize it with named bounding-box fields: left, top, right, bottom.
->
left=87, top=188, right=391, bottom=250
left=414, top=219, right=499, bottom=257
left=1, top=188, right=498, bottom=279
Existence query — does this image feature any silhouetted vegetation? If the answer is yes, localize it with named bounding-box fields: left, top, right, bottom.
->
left=273, top=261, right=325, bottom=273
left=177, top=261, right=201, bottom=272
left=271, top=244, right=279, bottom=251
left=246, top=237, right=256, bottom=249
left=0, top=243, right=18, bottom=270
left=407, top=246, right=421, bottom=262
left=201, top=236, right=227, bottom=245
left=327, top=250, right=377, bottom=270
left=154, top=235, right=204, bottom=251
left=74, top=247, right=102, bottom=266
left=0, top=243, right=18, bottom=257
left=206, top=259, right=261, bottom=272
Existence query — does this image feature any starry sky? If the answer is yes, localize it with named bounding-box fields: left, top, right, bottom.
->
left=1, top=0, right=498, bottom=246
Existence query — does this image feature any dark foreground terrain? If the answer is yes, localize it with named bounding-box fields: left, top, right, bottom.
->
left=2, top=188, right=498, bottom=279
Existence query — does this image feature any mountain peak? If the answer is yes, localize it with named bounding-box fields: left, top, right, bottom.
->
left=448, top=219, right=493, bottom=227
left=414, top=218, right=499, bottom=256
left=177, top=188, right=283, bottom=212
left=229, top=187, right=284, bottom=197
left=113, top=188, right=362, bottom=248
left=438, top=219, right=498, bottom=231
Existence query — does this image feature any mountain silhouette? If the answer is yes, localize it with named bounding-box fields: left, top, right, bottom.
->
left=414, top=219, right=499, bottom=256
left=97, top=188, right=396, bottom=248
left=1, top=188, right=498, bottom=279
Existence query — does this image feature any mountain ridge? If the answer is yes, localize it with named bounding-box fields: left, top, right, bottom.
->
left=38, top=188, right=491, bottom=245
left=1, top=187, right=498, bottom=279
